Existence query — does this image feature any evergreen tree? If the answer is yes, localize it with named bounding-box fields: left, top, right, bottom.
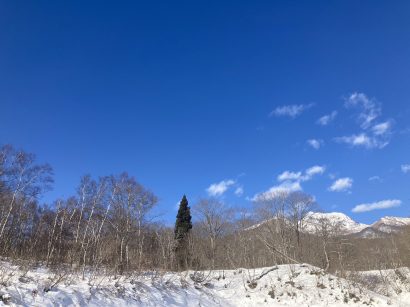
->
left=174, top=195, right=192, bottom=240
left=174, top=195, right=192, bottom=270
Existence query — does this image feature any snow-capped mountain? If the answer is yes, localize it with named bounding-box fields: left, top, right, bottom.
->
left=303, top=212, right=369, bottom=235
left=304, top=212, right=410, bottom=238
left=371, top=216, right=410, bottom=232
left=355, top=216, right=410, bottom=238
left=247, top=212, right=410, bottom=238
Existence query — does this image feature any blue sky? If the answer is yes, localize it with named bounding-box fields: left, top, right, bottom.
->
left=1, top=1, right=410, bottom=224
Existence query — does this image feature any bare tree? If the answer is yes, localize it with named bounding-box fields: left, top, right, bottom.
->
left=253, top=190, right=299, bottom=264
left=109, top=173, right=157, bottom=273
left=287, top=191, right=317, bottom=257
left=0, top=145, right=53, bottom=251
left=193, top=198, right=232, bottom=269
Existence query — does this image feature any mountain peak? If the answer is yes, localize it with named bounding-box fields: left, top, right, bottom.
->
left=304, top=211, right=368, bottom=234
left=304, top=212, right=410, bottom=237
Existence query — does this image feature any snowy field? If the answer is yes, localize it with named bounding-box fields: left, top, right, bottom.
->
left=0, top=261, right=409, bottom=306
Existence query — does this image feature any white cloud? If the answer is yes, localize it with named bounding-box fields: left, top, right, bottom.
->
left=307, top=139, right=323, bottom=150
left=345, top=92, right=381, bottom=129
left=278, top=165, right=325, bottom=182
left=336, top=92, right=393, bottom=150
left=270, top=103, right=314, bottom=118
left=317, top=111, right=337, bottom=126
left=255, top=165, right=325, bottom=201
left=401, top=164, right=410, bottom=174
left=234, top=186, right=244, bottom=197
left=252, top=181, right=302, bottom=201
left=277, top=171, right=302, bottom=182
left=206, top=179, right=235, bottom=196
left=352, top=199, right=401, bottom=213
left=329, top=177, right=353, bottom=192
left=305, top=165, right=326, bottom=178
left=335, top=133, right=372, bottom=147
left=368, top=176, right=382, bottom=182
left=372, top=121, right=391, bottom=136
left=335, top=133, right=388, bottom=149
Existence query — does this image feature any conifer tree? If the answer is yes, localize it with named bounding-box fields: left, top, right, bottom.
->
left=174, top=195, right=192, bottom=240
left=174, top=195, right=192, bottom=270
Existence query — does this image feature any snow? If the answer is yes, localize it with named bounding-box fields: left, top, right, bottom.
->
left=0, top=261, right=408, bottom=306
left=303, top=212, right=369, bottom=234
left=351, top=267, right=410, bottom=306
left=371, top=217, right=410, bottom=231
left=354, top=216, right=410, bottom=237
left=247, top=212, right=410, bottom=238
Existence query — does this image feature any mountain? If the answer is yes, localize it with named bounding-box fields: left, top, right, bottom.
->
left=304, top=212, right=410, bottom=238
left=247, top=212, right=410, bottom=238
left=371, top=216, right=410, bottom=231
left=303, top=212, right=369, bottom=235
left=356, top=216, right=410, bottom=238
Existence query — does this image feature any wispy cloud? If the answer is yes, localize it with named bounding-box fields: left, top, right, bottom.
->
left=317, top=111, right=337, bottom=126
left=335, top=134, right=371, bottom=148
left=277, top=165, right=325, bottom=182
left=344, top=92, right=381, bottom=129
left=334, top=133, right=388, bottom=149
left=336, top=93, right=393, bottom=149
left=352, top=199, right=401, bottom=213
left=307, top=139, right=323, bottom=150
left=234, top=186, right=244, bottom=197
left=372, top=121, right=392, bottom=136
left=206, top=179, right=236, bottom=196
left=254, top=165, right=325, bottom=201
left=329, top=177, right=353, bottom=192
left=277, top=171, right=302, bottom=182
left=270, top=103, right=314, bottom=118
left=368, top=176, right=382, bottom=183
left=401, top=164, right=410, bottom=174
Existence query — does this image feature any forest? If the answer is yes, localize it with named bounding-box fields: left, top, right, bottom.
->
left=1, top=143, right=409, bottom=279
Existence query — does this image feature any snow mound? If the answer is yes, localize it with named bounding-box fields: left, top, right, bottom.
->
left=352, top=267, right=410, bottom=305
left=0, top=261, right=407, bottom=306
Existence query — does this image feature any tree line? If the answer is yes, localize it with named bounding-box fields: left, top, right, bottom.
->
left=0, top=144, right=409, bottom=276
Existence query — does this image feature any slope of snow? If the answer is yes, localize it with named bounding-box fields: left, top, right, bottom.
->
left=352, top=267, right=410, bottom=305
left=371, top=217, right=410, bottom=233
left=303, top=212, right=369, bottom=234
left=0, top=260, right=408, bottom=306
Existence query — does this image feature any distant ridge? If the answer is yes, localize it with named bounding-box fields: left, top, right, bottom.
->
left=247, top=212, right=410, bottom=238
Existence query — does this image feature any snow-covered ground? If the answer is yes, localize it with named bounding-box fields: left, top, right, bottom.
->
left=349, top=267, right=410, bottom=305
left=0, top=261, right=409, bottom=306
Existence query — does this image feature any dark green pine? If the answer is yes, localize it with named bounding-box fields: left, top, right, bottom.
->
left=174, top=195, right=192, bottom=240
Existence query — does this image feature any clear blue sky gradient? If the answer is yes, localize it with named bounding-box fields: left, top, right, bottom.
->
left=1, top=1, right=410, bottom=224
